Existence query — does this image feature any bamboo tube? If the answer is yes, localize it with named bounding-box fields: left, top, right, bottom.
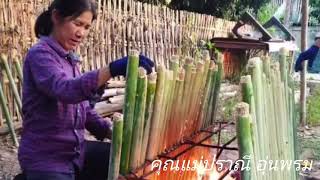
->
left=0, top=54, right=22, bottom=114
left=236, top=102, right=254, bottom=180
left=247, top=57, right=266, bottom=162
left=174, top=69, right=186, bottom=142
left=0, top=82, right=18, bottom=147
left=130, top=68, right=147, bottom=170
left=205, top=66, right=218, bottom=127
left=159, top=70, right=173, bottom=152
left=199, top=61, right=215, bottom=129
left=210, top=53, right=223, bottom=124
left=120, top=50, right=139, bottom=174
left=140, top=72, right=157, bottom=165
left=108, top=113, right=124, bottom=180
left=146, top=65, right=165, bottom=160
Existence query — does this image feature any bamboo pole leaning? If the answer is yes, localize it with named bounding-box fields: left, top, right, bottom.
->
left=0, top=82, right=18, bottom=147
left=0, top=54, right=22, bottom=114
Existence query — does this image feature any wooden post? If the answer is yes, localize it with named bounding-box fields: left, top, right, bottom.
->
left=300, top=0, right=308, bottom=126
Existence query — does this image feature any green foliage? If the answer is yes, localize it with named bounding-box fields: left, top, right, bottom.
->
left=257, top=3, right=277, bottom=24
left=137, top=0, right=271, bottom=20
left=307, top=88, right=320, bottom=126
left=310, top=0, right=320, bottom=25
left=222, top=97, right=237, bottom=121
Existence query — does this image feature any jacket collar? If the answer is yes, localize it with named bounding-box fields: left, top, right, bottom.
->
left=40, top=36, right=81, bottom=66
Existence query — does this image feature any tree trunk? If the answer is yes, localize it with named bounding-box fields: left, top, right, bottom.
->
left=284, top=0, right=292, bottom=27
left=300, top=0, right=308, bottom=126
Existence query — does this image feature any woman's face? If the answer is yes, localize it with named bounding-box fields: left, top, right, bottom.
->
left=52, top=10, right=93, bottom=51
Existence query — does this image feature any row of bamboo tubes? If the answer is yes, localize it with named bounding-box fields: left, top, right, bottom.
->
left=0, top=0, right=246, bottom=129
left=236, top=48, right=297, bottom=180
left=107, top=49, right=224, bottom=178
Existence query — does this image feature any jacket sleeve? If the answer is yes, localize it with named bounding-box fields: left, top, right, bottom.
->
left=295, top=46, right=318, bottom=72
left=85, top=103, right=112, bottom=141
left=27, top=48, right=100, bottom=104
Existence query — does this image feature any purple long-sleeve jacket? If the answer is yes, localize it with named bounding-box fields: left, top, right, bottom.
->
left=18, top=36, right=112, bottom=173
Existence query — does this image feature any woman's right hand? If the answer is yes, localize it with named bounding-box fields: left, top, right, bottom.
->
left=109, top=55, right=154, bottom=77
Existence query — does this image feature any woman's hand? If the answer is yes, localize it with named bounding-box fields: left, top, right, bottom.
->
left=109, top=55, right=154, bottom=77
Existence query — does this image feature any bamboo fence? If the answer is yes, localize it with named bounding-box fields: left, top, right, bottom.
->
left=237, top=48, right=298, bottom=180
left=0, top=0, right=250, bottom=131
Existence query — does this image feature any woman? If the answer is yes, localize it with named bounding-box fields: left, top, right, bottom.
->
left=17, top=0, right=154, bottom=179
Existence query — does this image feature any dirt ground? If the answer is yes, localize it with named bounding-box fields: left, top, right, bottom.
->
left=0, top=132, right=21, bottom=180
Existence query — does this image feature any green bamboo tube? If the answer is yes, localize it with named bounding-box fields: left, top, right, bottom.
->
left=205, top=67, right=218, bottom=127
left=13, top=57, right=23, bottom=81
left=184, top=67, right=197, bottom=135
left=146, top=65, right=165, bottom=160
left=279, top=48, right=289, bottom=112
left=190, top=61, right=204, bottom=132
left=0, top=82, right=18, bottom=146
left=262, top=56, right=271, bottom=79
left=180, top=57, right=193, bottom=139
left=120, top=50, right=139, bottom=174
left=0, top=54, right=22, bottom=113
left=140, top=72, right=157, bottom=164
left=210, top=53, right=223, bottom=124
left=130, top=68, right=147, bottom=170
left=236, top=102, right=254, bottom=180
left=108, top=113, right=124, bottom=180
left=160, top=70, right=174, bottom=152
left=174, top=69, right=186, bottom=141
left=199, top=61, right=215, bottom=129
left=240, top=75, right=260, bottom=179
left=247, top=57, right=266, bottom=170
left=271, top=63, right=289, bottom=179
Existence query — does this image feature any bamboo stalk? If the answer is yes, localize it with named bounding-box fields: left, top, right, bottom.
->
left=108, top=113, right=124, bottom=180
left=0, top=82, right=18, bottom=146
left=140, top=72, right=157, bottom=165
left=130, top=68, right=147, bottom=170
left=120, top=50, right=139, bottom=174
left=0, top=54, right=22, bottom=114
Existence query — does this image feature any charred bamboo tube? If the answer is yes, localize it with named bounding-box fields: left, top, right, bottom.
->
left=146, top=65, right=165, bottom=160
left=130, top=68, right=147, bottom=170
left=0, top=54, right=22, bottom=113
left=236, top=102, right=254, bottom=180
left=0, top=83, right=18, bottom=147
left=120, top=50, right=139, bottom=174
left=108, top=113, right=124, bottom=180
left=140, top=72, right=157, bottom=164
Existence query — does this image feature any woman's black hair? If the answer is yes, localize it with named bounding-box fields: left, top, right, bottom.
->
left=35, top=0, right=97, bottom=38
